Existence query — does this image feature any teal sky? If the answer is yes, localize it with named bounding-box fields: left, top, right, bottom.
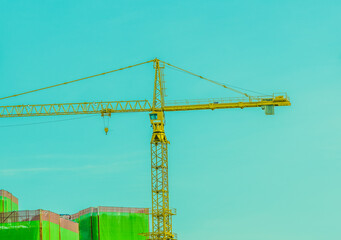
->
left=1, top=1, right=340, bottom=239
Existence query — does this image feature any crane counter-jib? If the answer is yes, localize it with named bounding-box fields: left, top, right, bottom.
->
left=164, top=99, right=291, bottom=111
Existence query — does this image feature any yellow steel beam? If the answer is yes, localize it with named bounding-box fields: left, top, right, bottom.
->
left=0, top=100, right=152, bottom=118
left=148, top=60, right=175, bottom=240
left=164, top=95, right=291, bottom=112
left=0, top=95, right=290, bottom=118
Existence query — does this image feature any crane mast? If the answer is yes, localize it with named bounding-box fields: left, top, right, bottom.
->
left=0, top=58, right=291, bottom=240
left=148, top=59, right=175, bottom=240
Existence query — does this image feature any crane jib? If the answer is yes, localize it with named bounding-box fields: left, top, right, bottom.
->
left=0, top=95, right=290, bottom=118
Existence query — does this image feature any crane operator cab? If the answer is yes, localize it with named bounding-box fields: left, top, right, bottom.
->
left=149, top=111, right=168, bottom=143
left=149, top=112, right=164, bottom=124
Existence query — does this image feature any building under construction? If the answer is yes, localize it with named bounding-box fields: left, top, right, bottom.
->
left=0, top=190, right=18, bottom=213
left=0, top=190, right=149, bottom=240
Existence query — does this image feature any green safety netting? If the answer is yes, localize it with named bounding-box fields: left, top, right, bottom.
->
left=0, top=190, right=19, bottom=213
left=71, top=207, right=149, bottom=240
left=0, top=221, right=40, bottom=239
left=0, top=210, right=79, bottom=240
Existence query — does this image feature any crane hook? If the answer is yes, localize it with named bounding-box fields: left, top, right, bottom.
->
left=101, top=111, right=111, bottom=135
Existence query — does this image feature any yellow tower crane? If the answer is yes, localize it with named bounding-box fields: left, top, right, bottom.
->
left=0, top=58, right=291, bottom=240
